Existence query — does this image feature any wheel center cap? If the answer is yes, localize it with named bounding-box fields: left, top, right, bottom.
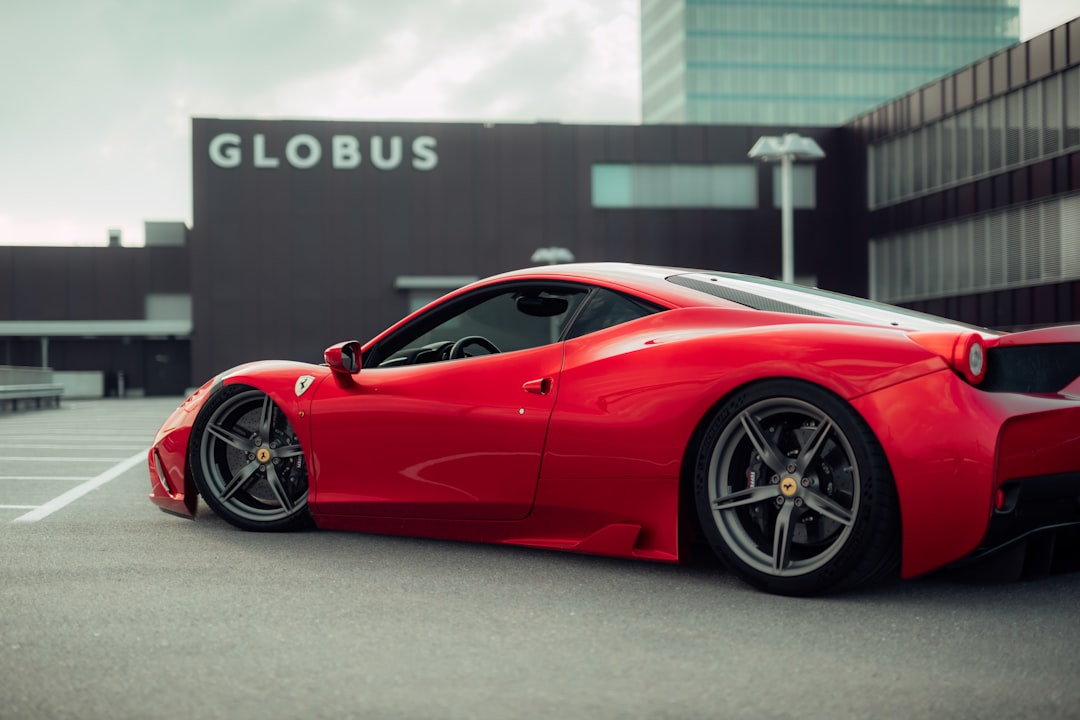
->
left=780, top=477, right=798, bottom=497
left=256, top=447, right=271, bottom=463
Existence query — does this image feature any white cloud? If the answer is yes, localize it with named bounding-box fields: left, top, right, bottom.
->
left=0, top=0, right=640, bottom=245
left=2, top=0, right=1068, bottom=247
left=1020, top=0, right=1079, bottom=39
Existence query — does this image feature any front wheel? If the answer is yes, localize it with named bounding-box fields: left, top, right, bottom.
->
left=190, top=385, right=312, bottom=531
left=694, top=380, right=899, bottom=596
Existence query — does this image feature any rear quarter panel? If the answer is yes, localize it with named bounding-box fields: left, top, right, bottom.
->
left=537, top=310, right=947, bottom=561
left=542, top=309, right=947, bottom=484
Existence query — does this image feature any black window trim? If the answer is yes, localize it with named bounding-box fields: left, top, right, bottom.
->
left=363, top=280, right=594, bottom=368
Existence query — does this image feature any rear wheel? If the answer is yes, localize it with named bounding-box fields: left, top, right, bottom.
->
left=694, top=380, right=899, bottom=596
left=191, top=385, right=311, bottom=531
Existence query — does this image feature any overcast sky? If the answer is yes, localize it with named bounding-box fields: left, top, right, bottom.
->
left=0, top=0, right=1075, bottom=247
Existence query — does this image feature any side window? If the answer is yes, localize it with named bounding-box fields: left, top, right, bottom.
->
left=564, top=288, right=662, bottom=340
left=372, top=285, right=588, bottom=367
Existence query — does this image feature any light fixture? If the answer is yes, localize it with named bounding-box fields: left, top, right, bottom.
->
left=748, top=133, right=825, bottom=284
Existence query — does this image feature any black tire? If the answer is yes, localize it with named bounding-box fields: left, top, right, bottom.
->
left=190, top=384, right=312, bottom=531
left=694, top=379, right=899, bottom=596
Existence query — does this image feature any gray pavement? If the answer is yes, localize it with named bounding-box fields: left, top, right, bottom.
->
left=2, top=398, right=1079, bottom=720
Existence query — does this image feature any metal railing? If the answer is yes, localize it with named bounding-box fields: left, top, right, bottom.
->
left=0, top=366, right=63, bottom=412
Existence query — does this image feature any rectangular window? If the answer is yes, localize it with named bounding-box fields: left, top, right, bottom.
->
left=912, top=129, right=925, bottom=194
left=1022, top=204, right=1041, bottom=282
left=988, top=96, right=1005, bottom=171
left=1006, top=92, right=1023, bottom=166
left=591, top=165, right=633, bottom=207
left=1040, top=202, right=1060, bottom=280
left=1023, top=84, right=1042, bottom=161
left=941, top=116, right=956, bottom=184
left=869, top=195, right=1080, bottom=304
left=955, top=110, right=971, bottom=183
left=394, top=276, right=478, bottom=313
left=957, top=222, right=975, bottom=292
left=591, top=164, right=758, bottom=209
left=1043, top=74, right=1062, bottom=154
left=926, top=124, right=940, bottom=190
left=886, top=141, right=899, bottom=204
left=900, top=133, right=914, bottom=198
left=972, top=104, right=988, bottom=176
left=988, top=212, right=1006, bottom=287
left=1064, top=67, right=1080, bottom=149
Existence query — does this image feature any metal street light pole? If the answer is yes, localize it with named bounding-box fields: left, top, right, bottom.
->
left=748, top=133, right=825, bottom=285
left=780, top=152, right=793, bottom=284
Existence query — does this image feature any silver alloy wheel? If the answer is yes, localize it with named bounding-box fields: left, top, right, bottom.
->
left=707, top=396, right=860, bottom=578
left=196, top=388, right=308, bottom=526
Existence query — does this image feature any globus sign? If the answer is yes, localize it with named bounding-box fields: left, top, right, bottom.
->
left=208, top=132, right=439, bottom=171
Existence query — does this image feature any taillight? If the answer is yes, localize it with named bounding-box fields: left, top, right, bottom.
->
left=953, top=334, right=987, bottom=386
left=909, top=331, right=990, bottom=386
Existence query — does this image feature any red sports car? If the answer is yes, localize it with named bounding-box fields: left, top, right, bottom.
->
left=148, top=263, right=1080, bottom=595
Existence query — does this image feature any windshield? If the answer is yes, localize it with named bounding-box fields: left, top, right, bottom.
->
left=667, top=272, right=991, bottom=333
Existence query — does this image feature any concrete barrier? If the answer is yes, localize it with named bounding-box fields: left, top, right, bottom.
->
left=0, top=366, right=64, bottom=412
left=53, top=371, right=105, bottom=399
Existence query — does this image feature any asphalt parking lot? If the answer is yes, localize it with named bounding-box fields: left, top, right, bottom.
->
left=2, top=398, right=1080, bottom=720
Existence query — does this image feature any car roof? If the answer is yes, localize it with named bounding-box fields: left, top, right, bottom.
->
left=484, top=262, right=723, bottom=309
left=482, top=262, right=986, bottom=333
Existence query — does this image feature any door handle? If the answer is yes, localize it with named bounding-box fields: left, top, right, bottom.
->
left=522, top=378, right=553, bottom=395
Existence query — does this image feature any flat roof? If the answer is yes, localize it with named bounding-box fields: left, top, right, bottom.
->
left=0, top=320, right=192, bottom=337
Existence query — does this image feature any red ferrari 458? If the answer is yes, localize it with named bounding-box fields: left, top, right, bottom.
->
left=148, top=263, right=1080, bottom=595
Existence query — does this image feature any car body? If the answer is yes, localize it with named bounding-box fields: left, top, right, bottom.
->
left=148, top=263, right=1080, bottom=595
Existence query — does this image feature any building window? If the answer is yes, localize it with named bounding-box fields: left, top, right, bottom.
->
left=591, top=164, right=758, bottom=209
left=1066, top=67, right=1080, bottom=149
left=394, top=276, right=478, bottom=313
left=867, top=71, right=1076, bottom=210
left=869, top=193, right=1080, bottom=304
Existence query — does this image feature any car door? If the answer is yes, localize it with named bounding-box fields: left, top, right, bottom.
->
left=308, top=283, right=585, bottom=520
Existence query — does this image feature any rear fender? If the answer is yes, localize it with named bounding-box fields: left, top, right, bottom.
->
left=850, top=370, right=1008, bottom=577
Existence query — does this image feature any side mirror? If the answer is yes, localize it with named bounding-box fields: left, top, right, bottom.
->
left=324, top=340, right=362, bottom=375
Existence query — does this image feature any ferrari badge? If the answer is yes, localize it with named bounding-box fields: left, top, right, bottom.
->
left=295, top=375, right=315, bottom=397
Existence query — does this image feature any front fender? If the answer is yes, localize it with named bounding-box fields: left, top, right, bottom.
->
left=148, top=361, right=331, bottom=517
left=214, top=360, right=330, bottom=434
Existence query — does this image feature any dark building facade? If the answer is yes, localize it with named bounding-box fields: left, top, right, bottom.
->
left=190, top=119, right=855, bottom=382
left=0, top=241, right=191, bottom=395
left=849, top=17, right=1080, bottom=329
left=1, top=18, right=1076, bottom=394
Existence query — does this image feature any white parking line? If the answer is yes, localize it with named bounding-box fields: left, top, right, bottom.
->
left=0, top=476, right=93, bottom=481
left=4, top=457, right=131, bottom=462
left=0, top=444, right=149, bottom=451
left=13, top=451, right=146, bottom=523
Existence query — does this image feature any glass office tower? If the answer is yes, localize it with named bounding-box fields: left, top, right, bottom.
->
left=642, top=0, right=1020, bottom=125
